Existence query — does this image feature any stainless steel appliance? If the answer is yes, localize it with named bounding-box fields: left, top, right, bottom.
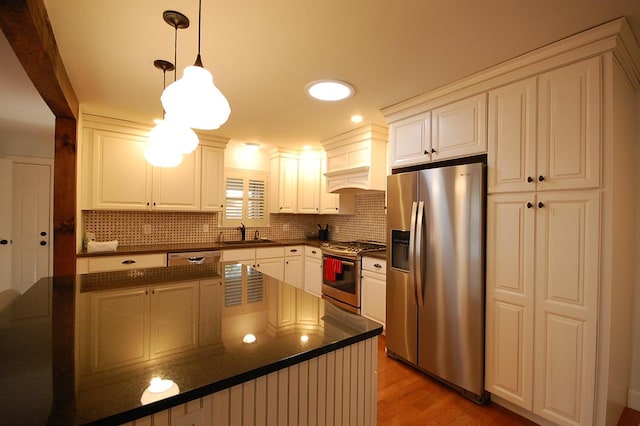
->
left=386, top=158, right=488, bottom=403
left=167, top=250, right=221, bottom=266
left=321, top=241, right=385, bottom=314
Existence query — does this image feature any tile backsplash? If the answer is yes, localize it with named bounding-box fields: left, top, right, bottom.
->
left=83, top=192, right=387, bottom=246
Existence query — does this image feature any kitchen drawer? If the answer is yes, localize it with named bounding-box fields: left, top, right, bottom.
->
left=284, top=245, right=304, bottom=257
left=85, top=253, right=167, bottom=273
left=221, top=248, right=254, bottom=263
left=256, top=246, right=285, bottom=259
left=362, top=256, right=386, bottom=273
left=304, top=245, right=322, bottom=259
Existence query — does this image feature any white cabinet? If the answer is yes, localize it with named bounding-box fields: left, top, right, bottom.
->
left=485, top=190, right=600, bottom=423
left=297, top=156, right=321, bottom=213
left=389, top=112, right=431, bottom=169
left=319, top=158, right=354, bottom=214
left=284, top=245, right=304, bottom=289
left=488, top=57, right=601, bottom=194
left=389, top=94, right=486, bottom=169
left=270, top=152, right=298, bottom=213
left=255, top=246, right=285, bottom=281
left=360, top=256, right=386, bottom=328
left=220, top=248, right=255, bottom=264
left=201, top=145, right=226, bottom=211
left=304, top=246, right=322, bottom=297
left=431, top=93, right=487, bottom=160
left=76, top=253, right=167, bottom=273
left=91, top=129, right=201, bottom=211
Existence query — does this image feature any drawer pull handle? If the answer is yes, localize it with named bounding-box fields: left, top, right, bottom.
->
left=289, top=249, right=298, bottom=253
left=374, top=263, right=382, bottom=269
left=311, top=250, right=317, bottom=254
left=121, top=260, right=136, bottom=265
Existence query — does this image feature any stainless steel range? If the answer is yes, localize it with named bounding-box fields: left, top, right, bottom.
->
left=320, top=241, right=386, bottom=313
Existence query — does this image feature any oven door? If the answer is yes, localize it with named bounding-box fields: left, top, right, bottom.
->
left=321, top=254, right=360, bottom=312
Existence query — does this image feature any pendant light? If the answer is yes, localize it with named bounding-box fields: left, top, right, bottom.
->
left=161, top=0, right=231, bottom=130
left=144, top=60, right=185, bottom=167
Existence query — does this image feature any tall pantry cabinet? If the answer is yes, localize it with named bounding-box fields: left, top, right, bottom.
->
left=383, top=18, right=640, bottom=426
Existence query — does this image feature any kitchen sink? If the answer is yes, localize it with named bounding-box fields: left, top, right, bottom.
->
left=222, top=239, right=274, bottom=245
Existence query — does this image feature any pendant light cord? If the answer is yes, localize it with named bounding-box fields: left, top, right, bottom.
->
left=194, top=0, right=203, bottom=67
left=173, top=23, right=178, bottom=81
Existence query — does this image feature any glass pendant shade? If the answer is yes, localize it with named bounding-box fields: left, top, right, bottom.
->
left=161, top=65, right=231, bottom=130
left=144, top=120, right=187, bottom=167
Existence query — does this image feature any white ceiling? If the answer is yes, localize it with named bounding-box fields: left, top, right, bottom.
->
left=3, top=1, right=640, bottom=150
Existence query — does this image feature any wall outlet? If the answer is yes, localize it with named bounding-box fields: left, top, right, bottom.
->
left=203, top=224, right=210, bottom=233
left=143, top=224, right=151, bottom=235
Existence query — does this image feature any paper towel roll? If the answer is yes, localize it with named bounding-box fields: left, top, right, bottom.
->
left=87, top=240, right=119, bottom=253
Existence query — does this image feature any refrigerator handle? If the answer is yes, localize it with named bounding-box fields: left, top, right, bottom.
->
left=408, top=201, right=418, bottom=306
left=415, top=201, right=425, bottom=307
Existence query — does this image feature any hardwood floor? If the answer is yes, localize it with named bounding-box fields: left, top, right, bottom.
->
left=377, top=335, right=535, bottom=425
left=377, top=335, right=640, bottom=425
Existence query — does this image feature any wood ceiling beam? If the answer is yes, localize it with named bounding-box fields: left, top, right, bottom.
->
left=0, top=0, right=78, bottom=276
left=0, top=0, right=78, bottom=119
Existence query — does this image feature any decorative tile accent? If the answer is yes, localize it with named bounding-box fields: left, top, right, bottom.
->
left=82, top=192, right=387, bottom=246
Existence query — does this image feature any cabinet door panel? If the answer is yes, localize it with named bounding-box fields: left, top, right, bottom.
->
left=201, top=146, right=225, bottom=211
left=488, top=78, right=537, bottom=193
left=361, top=271, right=386, bottom=327
left=432, top=93, right=487, bottom=160
left=485, top=193, right=534, bottom=409
left=92, top=130, right=151, bottom=209
left=304, top=256, right=322, bottom=297
left=390, top=112, right=431, bottom=169
left=533, top=191, right=599, bottom=425
left=298, top=157, right=320, bottom=213
left=153, top=148, right=201, bottom=211
left=284, top=256, right=304, bottom=289
left=537, top=57, right=601, bottom=190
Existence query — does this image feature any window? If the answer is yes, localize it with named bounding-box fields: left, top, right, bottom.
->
left=222, top=169, right=268, bottom=227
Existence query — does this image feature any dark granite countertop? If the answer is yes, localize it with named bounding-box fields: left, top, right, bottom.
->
left=77, top=239, right=322, bottom=257
left=0, top=263, right=382, bottom=425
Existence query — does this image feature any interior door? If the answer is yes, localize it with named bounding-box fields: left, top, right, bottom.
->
left=12, top=163, right=51, bottom=293
left=0, top=158, right=13, bottom=292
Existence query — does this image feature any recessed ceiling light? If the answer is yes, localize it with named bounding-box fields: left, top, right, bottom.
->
left=306, top=80, right=355, bottom=101
left=351, top=115, right=363, bottom=123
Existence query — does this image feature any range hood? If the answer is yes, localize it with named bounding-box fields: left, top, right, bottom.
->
left=321, top=124, right=388, bottom=193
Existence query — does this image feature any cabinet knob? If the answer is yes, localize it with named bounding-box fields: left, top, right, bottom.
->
left=538, top=175, right=545, bottom=182
left=423, top=150, right=428, bottom=155
left=538, top=202, right=545, bottom=208
left=526, top=202, right=533, bottom=209
left=0, top=240, right=8, bottom=245
left=431, top=148, right=436, bottom=153
left=527, top=176, right=534, bottom=183
left=40, top=241, right=47, bottom=246
left=40, top=231, right=47, bottom=236
left=146, top=202, right=150, bottom=206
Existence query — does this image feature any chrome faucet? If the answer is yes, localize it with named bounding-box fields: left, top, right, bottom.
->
left=238, top=223, right=246, bottom=240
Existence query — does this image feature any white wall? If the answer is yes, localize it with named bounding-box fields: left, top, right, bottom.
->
left=0, top=127, right=54, bottom=159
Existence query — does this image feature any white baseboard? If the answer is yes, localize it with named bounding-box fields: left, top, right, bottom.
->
left=629, top=388, right=640, bottom=411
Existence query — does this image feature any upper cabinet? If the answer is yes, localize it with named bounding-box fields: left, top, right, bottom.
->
left=321, top=124, right=388, bottom=192
left=488, top=57, right=601, bottom=193
left=388, top=94, right=487, bottom=169
left=269, top=149, right=354, bottom=215
left=80, top=115, right=228, bottom=211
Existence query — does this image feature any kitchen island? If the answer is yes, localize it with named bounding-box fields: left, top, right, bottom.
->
left=0, top=262, right=382, bottom=425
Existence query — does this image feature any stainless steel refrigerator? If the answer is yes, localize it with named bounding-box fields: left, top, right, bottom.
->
left=386, top=159, right=488, bottom=403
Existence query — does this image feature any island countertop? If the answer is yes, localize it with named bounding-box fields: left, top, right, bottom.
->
left=0, top=263, right=382, bottom=425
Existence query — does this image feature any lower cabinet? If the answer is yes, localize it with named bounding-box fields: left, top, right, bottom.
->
left=304, top=246, right=323, bottom=297
left=485, top=191, right=600, bottom=425
left=284, top=245, right=304, bottom=289
left=80, top=279, right=222, bottom=374
left=360, top=256, right=386, bottom=328
left=255, top=247, right=285, bottom=281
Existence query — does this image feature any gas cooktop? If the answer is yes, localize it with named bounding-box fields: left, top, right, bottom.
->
left=320, top=240, right=386, bottom=258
